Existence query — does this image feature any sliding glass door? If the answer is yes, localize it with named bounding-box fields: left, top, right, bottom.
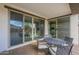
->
left=57, top=16, right=70, bottom=39
left=24, top=16, right=32, bottom=42
left=33, top=18, right=44, bottom=39
left=10, top=11, right=23, bottom=46
left=49, top=20, right=57, bottom=38
left=49, top=16, right=70, bottom=39
left=9, top=10, right=45, bottom=46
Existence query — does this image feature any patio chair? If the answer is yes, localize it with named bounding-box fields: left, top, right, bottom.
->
left=37, top=35, right=52, bottom=49
left=48, top=37, right=73, bottom=55
left=37, top=38, right=48, bottom=49
left=56, top=44, right=73, bottom=55
left=64, top=37, right=73, bottom=45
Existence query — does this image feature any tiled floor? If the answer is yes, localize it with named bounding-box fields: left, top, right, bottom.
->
left=0, top=42, right=48, bottom=55
left=0, top=42, right=79, bottom=55
left=72, top=45, right=79, bottom=55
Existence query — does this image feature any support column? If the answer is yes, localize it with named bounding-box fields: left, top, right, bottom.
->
left=70, top=14, right=79, bottom=45
left=44, top=20, right=49, bottom=36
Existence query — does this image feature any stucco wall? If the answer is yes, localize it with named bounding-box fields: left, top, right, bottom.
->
left=0, top=4, right=9, bottom=52
left=70, top=14, right=79, bottom=45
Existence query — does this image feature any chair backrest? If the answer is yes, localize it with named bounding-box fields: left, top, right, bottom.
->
left=56, top=37, right=73, bottom=55
left=56, top=44, right=73, bottom=55
left=64, top=37, right=73, bottom=45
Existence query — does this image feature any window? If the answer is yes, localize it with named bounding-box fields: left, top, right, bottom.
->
left=24, top=16, right=32, bottom=41
left=57, top=16, right=70, bottom=38
left=33, top=18, right=44, bottom=39
left=49, top=16, right=70, bottom=39
left=49, top=20, right=56, bottom=38
left=10, top=11, right=23, bottom=46
left=9, top=10, right=45, bottom=46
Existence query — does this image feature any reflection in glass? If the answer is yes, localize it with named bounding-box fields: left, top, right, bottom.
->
left=57, top=16, right=70, bottom=39
left=49, top=16, right=70, bottom=39
left=10, top=11, right=45, bottom=46
left=33, top=18, right=44, bottom=39
left=10, top=11, right=23, bottom=46
left=24, top=16, right=32, bottom=41
left=49, top=20, right=56, bottom=38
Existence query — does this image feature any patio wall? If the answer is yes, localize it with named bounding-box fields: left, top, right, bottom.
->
left=0, top=4, right=9, bottom=52
left=70, top=14, right=79, bottom=45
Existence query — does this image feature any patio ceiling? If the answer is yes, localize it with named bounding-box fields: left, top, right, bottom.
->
left=5, top=3, right=71, bottom=19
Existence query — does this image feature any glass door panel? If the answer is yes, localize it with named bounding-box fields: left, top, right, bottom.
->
left=33, top=18, right=44, bottom=39
left=10, top=11, right=23, bottom=46
left=10, top=10, right=45, bottom=46
left=49, top=20, right=56, bottom=38
left=57, top=16, right=70, bottom=39
left=24, top=16, right=32, bottom=42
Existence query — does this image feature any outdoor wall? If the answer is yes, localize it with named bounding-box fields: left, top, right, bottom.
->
left=70, top=14, right=79, bottom=45
left=0, top=4, right=9, bottom=52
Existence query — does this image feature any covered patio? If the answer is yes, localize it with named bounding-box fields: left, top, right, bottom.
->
left=0, top=3, right=79, bottom=55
